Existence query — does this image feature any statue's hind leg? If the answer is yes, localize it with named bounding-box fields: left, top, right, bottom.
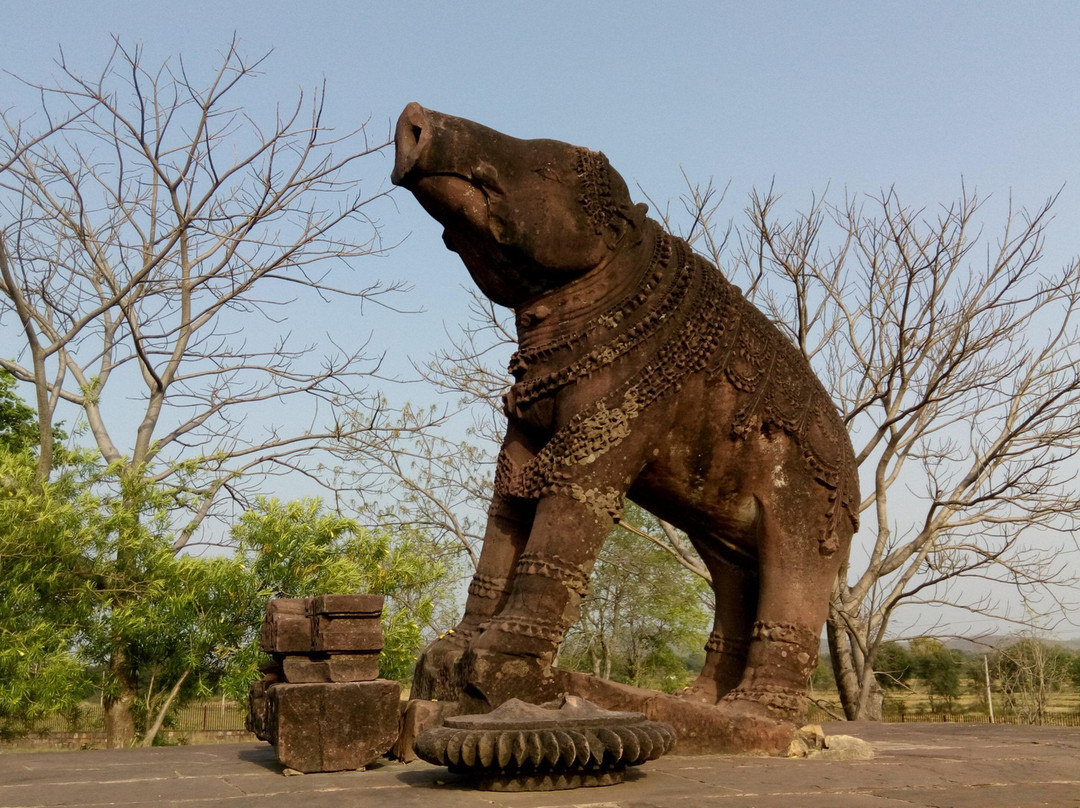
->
left=719, top=496, right=850, bottom=724
left=681, top=539, right=758, bottom=704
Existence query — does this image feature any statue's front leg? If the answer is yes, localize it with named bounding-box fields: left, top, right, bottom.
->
left=463, top=488, right=619, bottom=707
left=411, top=491, right=535, bottom=701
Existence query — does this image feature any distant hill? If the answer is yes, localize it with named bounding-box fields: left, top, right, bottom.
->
left=1055, top=635, right=1080, bottom=651
left=819, top=634, right=1080, bottom=658
left=944, top=634, right=1080, bottom=653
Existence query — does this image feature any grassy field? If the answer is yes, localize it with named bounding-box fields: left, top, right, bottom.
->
left=807, top=681, right=1080, bottom=725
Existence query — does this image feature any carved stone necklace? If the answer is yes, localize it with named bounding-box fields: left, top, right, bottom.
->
left=505, top=227, right=684, bottom=415
left=510, top=225, right=669, bottom=376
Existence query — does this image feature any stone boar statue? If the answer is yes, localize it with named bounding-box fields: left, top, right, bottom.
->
left=391, top=103, right=858, bottom=753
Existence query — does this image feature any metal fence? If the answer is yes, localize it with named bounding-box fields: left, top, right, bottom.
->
left=881, top=711, right=1080, bottom=727
left=35, top=701, right=247, bottom=733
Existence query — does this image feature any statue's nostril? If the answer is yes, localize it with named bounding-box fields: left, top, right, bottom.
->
left=391, top=105, right=428, bottom=186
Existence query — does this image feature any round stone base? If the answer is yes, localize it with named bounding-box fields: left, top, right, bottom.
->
left=467, top=765, right=625, bottom=792
left=415, top=695, right=676, bottom=792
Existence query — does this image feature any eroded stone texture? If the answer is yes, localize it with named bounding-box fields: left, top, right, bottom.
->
left=246, top=677, right=273, bottom=742
left=414, top=695, right=675, bottom=791
left=281, top=653, right=380, bottom=684
left=269, top=681, right=401, bottom=773
left=311, top=594, right=385, bottom=653
left=259, top=598, right=312, bottom=655
left=392, top=103, right=861, bottom=756
left=392, top=699, right=462, bottom=763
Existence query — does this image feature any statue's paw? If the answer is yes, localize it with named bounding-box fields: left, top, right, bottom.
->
left=676, top=676, right=724, bottom=705
left=411, top=626, right=473, bottom=701
left=459, top=632, right=562, bottom=710
left=717, top=685, right=807, bottom=726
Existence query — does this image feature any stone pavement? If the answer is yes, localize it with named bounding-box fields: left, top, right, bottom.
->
left=1, top=722, right=1078, bottom=808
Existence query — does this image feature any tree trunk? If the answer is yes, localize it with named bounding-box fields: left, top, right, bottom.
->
left=141, top=670, right=189, bottom=747
left=827, top=608, right=885, bottom=721
left=104, top=649, right=138, bottom=748
left=859, top=673, right=884, bottom=721
left=827, top=613, right=861, bottom=720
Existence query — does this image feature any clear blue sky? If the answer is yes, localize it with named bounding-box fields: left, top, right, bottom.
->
left=4, top=2, right=1079, bottom=635
left=6, top=1, right=1079, bottom=362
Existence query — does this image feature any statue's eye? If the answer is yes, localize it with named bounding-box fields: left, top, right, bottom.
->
left=533, top=165, right=560, bottom=183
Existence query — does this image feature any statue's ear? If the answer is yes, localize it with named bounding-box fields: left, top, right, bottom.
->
left=603, top=202, right=649, bottom=250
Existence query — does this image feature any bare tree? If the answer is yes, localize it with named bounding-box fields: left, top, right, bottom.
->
left=0, top=39, right=400, bottom=744
left=324, top=288, right=515, bottom=570
left=671, top=181, right=1080, bottom=720
left=993, top=631, right=1073, bottom=724
left=339, top=400, right=493, bottom=569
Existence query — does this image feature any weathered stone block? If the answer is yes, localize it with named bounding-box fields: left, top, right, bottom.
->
left=259, top=597, right=313, bottom=654
left=391, top=699, right=461, bottom=762
left=311, top=619, right=383, bottom=653
left=309, top=595, right=384, bottom=653
left=268, top=680, right=401, bottom=772
left=281, top=653, right=380, bottom=683
left=311, top=593, right=384, bottom=617
left=246, top=678, right=272, bottom=741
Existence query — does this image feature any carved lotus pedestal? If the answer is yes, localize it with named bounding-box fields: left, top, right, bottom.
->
left=414, top=695, right=676, bottom=792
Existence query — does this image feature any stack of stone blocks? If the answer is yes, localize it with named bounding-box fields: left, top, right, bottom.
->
left=247, top=594, right=401, bottom=772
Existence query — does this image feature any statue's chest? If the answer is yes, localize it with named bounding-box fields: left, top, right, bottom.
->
left=504, top=234, right=687, bottom=431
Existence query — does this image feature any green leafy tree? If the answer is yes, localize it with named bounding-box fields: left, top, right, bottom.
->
left=0, top=365, right=453, bottom=743
left=810, top=655, right=836, bottom=691
left=559, top=503, right=712, bottom=693
left=223, top=497, right=456, bottom=695
left=0, top=448, right=99, bottom=738
left=909, top=638, right=963, bottom=711
left=40, top=466, right=251, bottom=747
left=874, top=641, right=914, bottom=690
left=0, top=368, right=67, bottom=458
left=1068, top=651, right=1080, bottom=690
left=0, top=369, right=37, bottom=454
left=81, top=495, right=455, bottom=744
left=0, top=446, right=246, bottom=745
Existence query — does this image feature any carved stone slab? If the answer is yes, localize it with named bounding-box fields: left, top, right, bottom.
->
left=311, top=593, right=384, bottom=616
left=414, top=695, right=676, bottom=791
left=311, top=616, right=383, bottom=654
left=258, top=595, right=385, bottom=656
left=312, top=594, right=384, bottom=653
